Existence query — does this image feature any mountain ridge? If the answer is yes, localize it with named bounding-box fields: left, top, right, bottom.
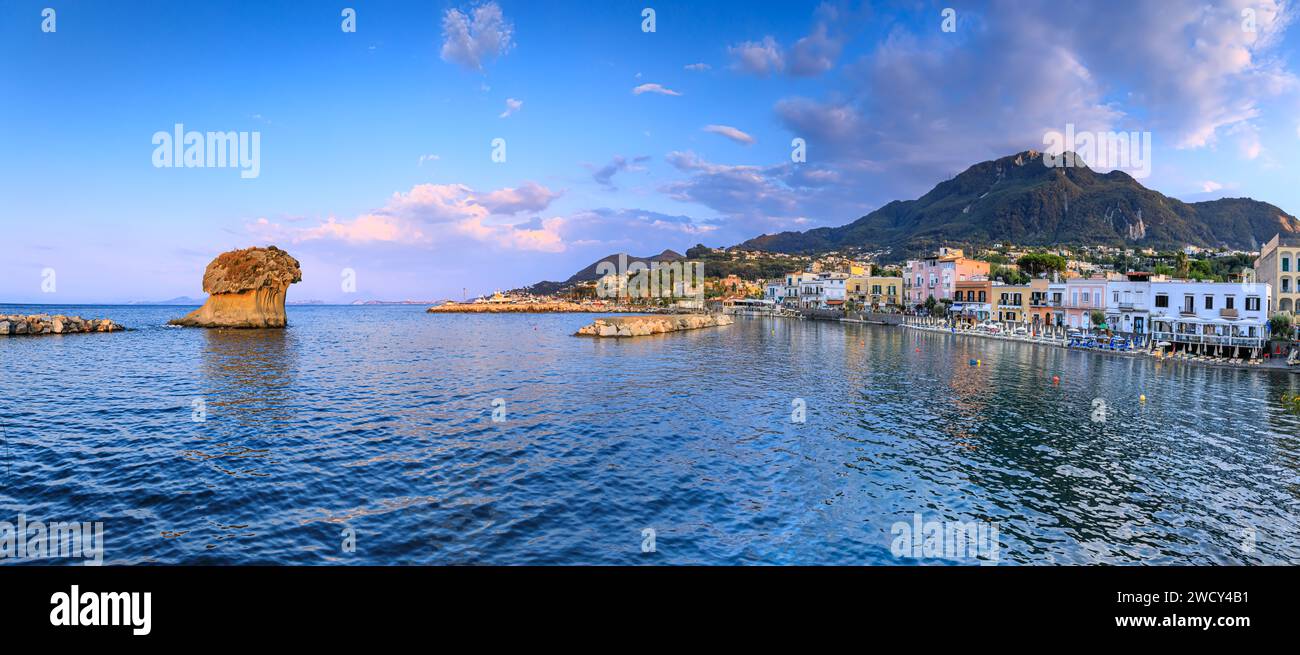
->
left=738, top=150, right=1300, bottom=259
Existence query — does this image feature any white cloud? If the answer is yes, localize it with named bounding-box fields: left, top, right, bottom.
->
left=250, top=182, right=565, bottom=252
left=440, top=2, right=514, bottom=72
left=477, top=181, right=562, bottom=214
left=789, top=4, right=843, bottom=77
left=728, top=36, right=784, bottom=76
left=684, top=63, right=711, bottom=72
left=1201, top=180, right=1225, bottom=193
left=499, top=97, right=523, bottom=118
left=632, top=83, right=682, bottom=96
left=418, top=154, right=440, bottom=166
left=702, top=124, right=756, bottom=145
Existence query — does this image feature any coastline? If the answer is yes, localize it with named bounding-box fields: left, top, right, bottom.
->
left=898, top=320, right=1295, bottom=372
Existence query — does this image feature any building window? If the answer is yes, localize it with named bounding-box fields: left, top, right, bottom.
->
left=1225, top=296, right=1235, bottom=310
left=1155, top=294, right=1168, bottom=308
left=1246, top=296, right=1260, bottom=311
left=1204, top=296, right=1213, bottom=310
left=1283, top=257, right=1291, bottom=272
left=1284, top=277, right=1292, bottom=293
left=978, top=291, right=986, bottom=302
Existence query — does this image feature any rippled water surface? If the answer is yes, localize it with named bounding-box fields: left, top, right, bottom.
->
left=2, top=304, right=1298, bottom=564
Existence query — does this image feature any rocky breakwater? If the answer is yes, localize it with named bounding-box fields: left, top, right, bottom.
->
left=169, top=246, right=302, bottom=328
left=575, top=314, right=733, bottom=337
left=1, top=314, right=124, bottom=336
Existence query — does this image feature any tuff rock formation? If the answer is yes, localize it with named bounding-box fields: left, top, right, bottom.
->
left=170, top=246, right=302, bottom=328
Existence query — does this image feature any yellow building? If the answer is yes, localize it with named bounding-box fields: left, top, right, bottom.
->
left=993, top=283, right=1031, bottom=322
left=992, top=279, right=1051, bottom=323
left=843, top=262, right=871, bottom=276
left=849, top=275, right=901, bottom=309
left=1255, top=233, right=1300, bottom=314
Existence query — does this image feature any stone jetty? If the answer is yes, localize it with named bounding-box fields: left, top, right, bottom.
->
left=575, top=314, right=733, bottom=337
left=170, top=245, right=302, bottom=328
left=1, top=314, right=124, bottom=336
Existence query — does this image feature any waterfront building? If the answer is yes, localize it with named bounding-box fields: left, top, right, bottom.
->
left=764, top=280, right=787, bottom=305
left=1147, top=280, right=1272, bottom=354
left=1254, top=233, right=1300, bottom=314
left=1104, top=272, right=1155, bottom=335
left=993, top=282, right=1030, bottom=322
left=865, top=276, right=902, bottom=310
left=1026, top=279, right=1053, bottom=327
left=778, top=271, right=817, bottom=308
left=849, top=275, right=903, bottom=310
left=1048, top=281, right=1067, bottom=326
left=847, top=275, right=870, bottom=307
left=1062, top=276, right=1108, bottom=329
left=904, top=248, right=991, bottom=307
left=799, top=271, right=847, bottom=309
left=952, top=278, right=991, bottom=323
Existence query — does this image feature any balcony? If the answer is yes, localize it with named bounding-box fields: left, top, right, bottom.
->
left=1219, top=308, right=1238, bottom=318
left=1117, top=302, right=1135, bottom=311
left=1152, top=331, right=1264, bottom=348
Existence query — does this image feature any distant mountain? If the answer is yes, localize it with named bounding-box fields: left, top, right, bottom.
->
left=347, top=299, right=438, bottom=305
left=739, top=150, right=1300, bottom=259
left=526, top=249, right=685, bottom=295
left=128, top=296, right=203, bottom=305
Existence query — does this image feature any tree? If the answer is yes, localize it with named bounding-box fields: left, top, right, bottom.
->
left=1016, top=253, right=1067, bottom=278
left=685, top=243, right=711, bottom=259
left=937, top=298, right=953, bottom=317
left=990, top=264, right=1030, bottom=285
left=1090, top=310, right=1106, bottom=328
left=1175, top=251, right=1189, bottom=278
left=1270, top=313, right=1294, bottom=340
left=924, top=295, right=937, bottom=315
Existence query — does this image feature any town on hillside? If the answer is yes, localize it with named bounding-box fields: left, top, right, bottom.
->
left=451, top=235, right=1300, bottom=362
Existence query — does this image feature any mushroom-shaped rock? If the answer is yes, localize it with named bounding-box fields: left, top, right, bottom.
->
left=169, top=246, right=302, bottom=328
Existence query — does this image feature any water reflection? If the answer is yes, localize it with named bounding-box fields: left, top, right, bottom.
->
left=200, top=328, right=296, bottom=430
left=3, top=305, right=1298, bottom=564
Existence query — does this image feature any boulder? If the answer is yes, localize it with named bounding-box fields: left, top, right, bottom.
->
left=169, top=246, right=302, bottom=328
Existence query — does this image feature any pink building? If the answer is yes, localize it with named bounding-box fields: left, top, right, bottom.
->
left=905, top=248, right=991, bottom=307
left=1062, top=276, right=1107, bottom=329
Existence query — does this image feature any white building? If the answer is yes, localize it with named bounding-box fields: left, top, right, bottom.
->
left=1047, top=281, right=1067, bottom=327
left=764, top=281, right=787, bottom=305
left=798, top=272, right=847, bottom=309
left=1147, top=280, right=1272, bottom=353
left=776, top=272, right=816, bottom=308
left=1104, top=275, right=1154, bottom=335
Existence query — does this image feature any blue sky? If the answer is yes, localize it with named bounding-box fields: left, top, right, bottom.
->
left=4, top=0, right=1300, bottom=303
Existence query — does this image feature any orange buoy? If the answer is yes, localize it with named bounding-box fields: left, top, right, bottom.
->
left=1052, top=376, right=1060, bottom=385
